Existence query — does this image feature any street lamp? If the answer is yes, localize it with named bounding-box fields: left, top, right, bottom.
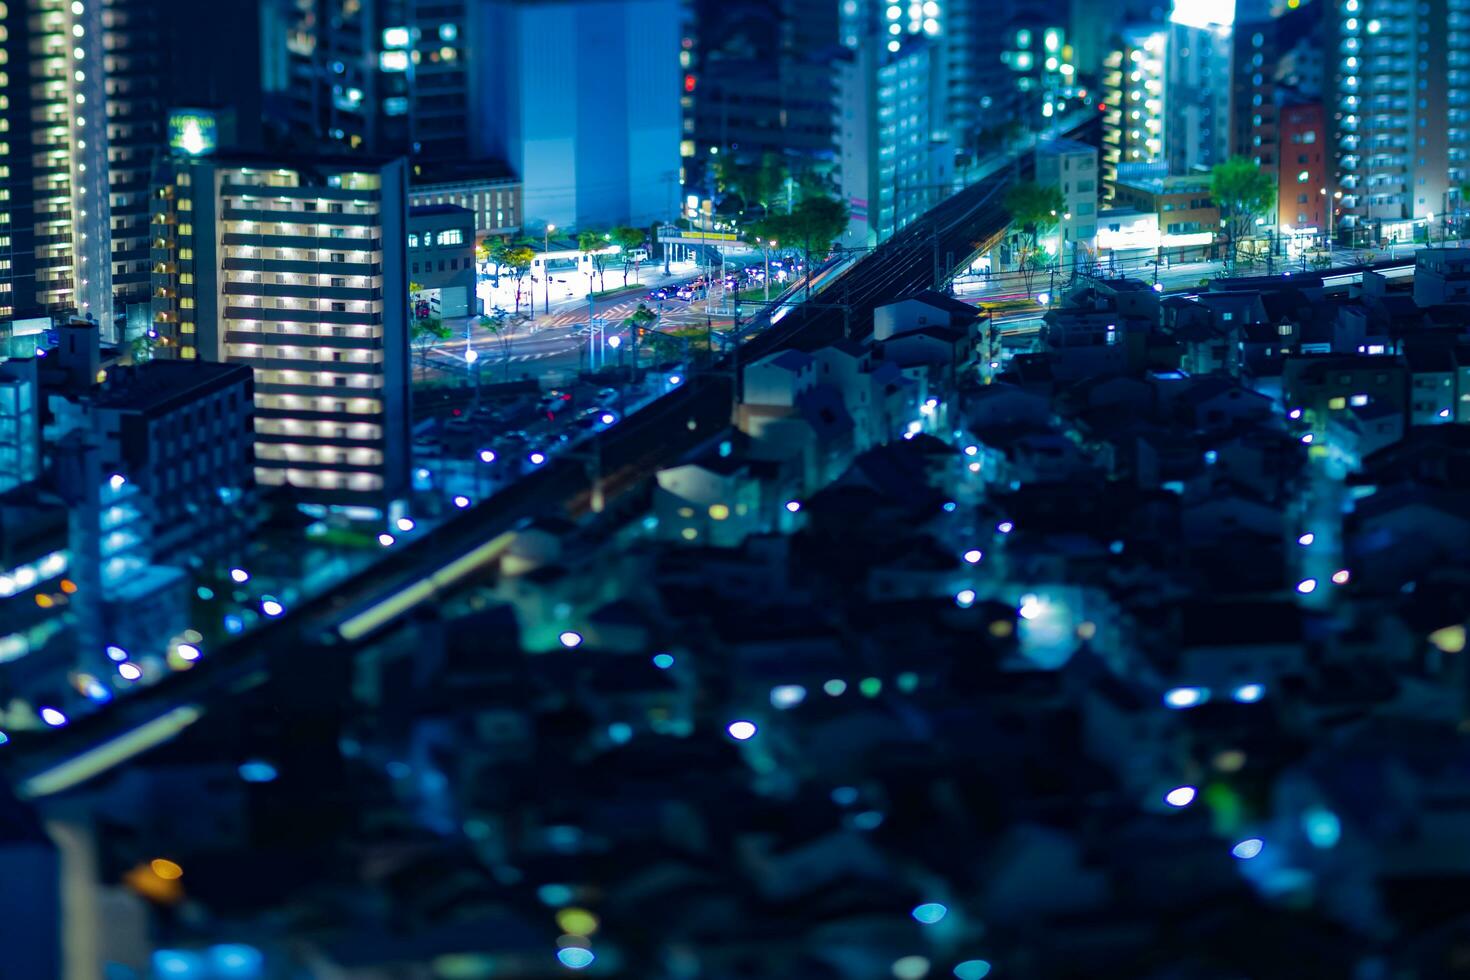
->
left=465, top=346, right=481, bottom=410
left=543, top=223, right=556, bottom=314
left=763, top=239, right=777, bottom=302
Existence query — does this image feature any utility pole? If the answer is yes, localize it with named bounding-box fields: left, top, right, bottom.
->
left=543, top=224, right=555, bottom=315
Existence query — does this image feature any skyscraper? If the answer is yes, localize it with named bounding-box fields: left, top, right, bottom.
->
left=688, top=0, right=840, bottom=184
left=0, top=0, right=265, bottom=332
left=0, top=0, right=115, bottom=325
left=1165, top=0, right=1236, bottom=175
left=469, top=0, right=681, bottom=230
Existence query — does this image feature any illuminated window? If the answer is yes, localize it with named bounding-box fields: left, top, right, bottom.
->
left=1328, top=396, right=1346, bottom=410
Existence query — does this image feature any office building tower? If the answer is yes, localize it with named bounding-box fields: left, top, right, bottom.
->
left=689, top=0, right=839, bottom=182
left=283, top=0, right=471, bottom=161
left=470, top=0, right=681, bottom=231
left=1330, top=0, right=1465, bottom=235
left=149, top=154, right=411, bottom=507
left=1166, top=0, right=1236, bottom=175
left=1102, top=27, right=1168, bottom=201
left=836, top=35, right=953, bottom=248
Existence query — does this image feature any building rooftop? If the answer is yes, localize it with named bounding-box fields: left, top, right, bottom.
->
left=409, top=203, right=475, bottom=219
left=410, top=158, right=518, bottom=185
left=91, top=360, right=252, bottom=416
left=1038, top=136, right=1096, bottom=157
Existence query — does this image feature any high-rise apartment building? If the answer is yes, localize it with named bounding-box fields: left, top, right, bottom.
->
left=0, top=0, right=115, bottom=325
left=836, top=35, right=953, bottom=248
left=1102, top=27, right=1167, bottom=201
left=844, top=0, right=1011, bottom=163
left=149, top=154, right=411, bottom=507
left=0, top=0, right=264, bottom=331
left=283, top=0, right=471, bottom=161
left=1330, top=0, right=1467, bottom=234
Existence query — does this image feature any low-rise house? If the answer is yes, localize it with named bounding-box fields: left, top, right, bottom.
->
left=963, top=382, right=1053, bottom=430
left=1282, top=354, right=1409, bottom=434
left=872, top=290, right=982, bottom=341
left=1413, top=246, right=1470, bottom=306
left=1040, top=307, right=1150, bottom=381
left=1164, top=376, right=1275, bottom=433
left=1345, top=398, right=1405, bottom=458
left=655, top=451, right=765, bottom=548
left=1348, top=485, right=1470, bottom=591
left=1144, top=599, right=1311, bottom=694
left=1404, top=343, right=1457, bottom=424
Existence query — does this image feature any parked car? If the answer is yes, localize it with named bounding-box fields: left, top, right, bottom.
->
left=538, top=390, right=574, bottom=415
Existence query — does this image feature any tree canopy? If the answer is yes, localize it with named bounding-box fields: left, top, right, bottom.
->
left=610, top=226, right=645, bottom=252
left=747, top=194, right=849, bottom=262
left=578, top=230, right=613, bottom=290
left=1210, top=156, right=1276, bottom=255
left=716, top=153, right=789, bottom=215
left=490, top=242, right=535, bottom=310
left=1003, top=182, right=1066, bottom=250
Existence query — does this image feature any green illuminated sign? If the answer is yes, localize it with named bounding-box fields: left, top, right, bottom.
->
left=168, top=110, right=218, bottom=157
